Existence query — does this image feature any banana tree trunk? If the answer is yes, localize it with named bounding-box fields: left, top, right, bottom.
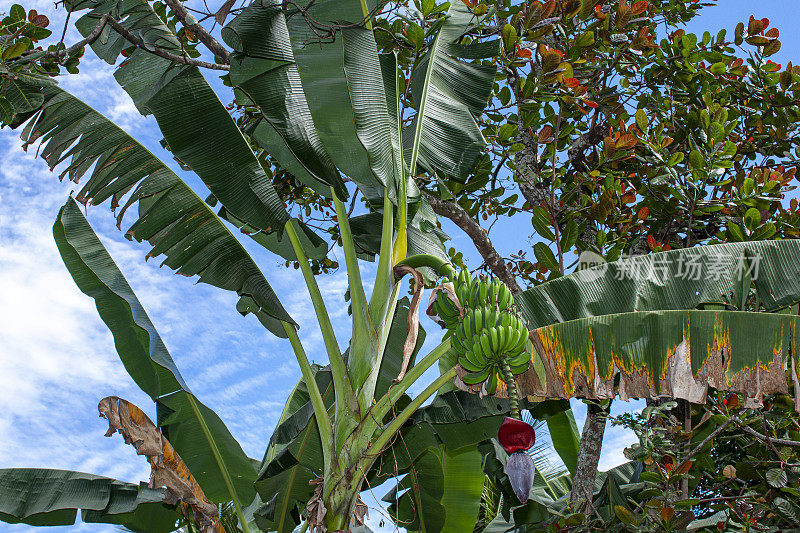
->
left=322, top=477, right=364, bottom=532
left=569, top=401, right=611, bottom=510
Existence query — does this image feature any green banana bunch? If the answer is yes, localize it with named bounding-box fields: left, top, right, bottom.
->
left=430, top=269, right=531, bottom=394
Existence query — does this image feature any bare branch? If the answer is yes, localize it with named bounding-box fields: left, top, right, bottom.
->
left=162, top=0, right=231, bottom=64
left=423, top=191, right=521, bottom=295
left=737, top=421, right=800, bottom=448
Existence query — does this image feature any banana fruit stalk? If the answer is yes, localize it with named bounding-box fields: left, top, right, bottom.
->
left=427, top=269, right=531, bottom=395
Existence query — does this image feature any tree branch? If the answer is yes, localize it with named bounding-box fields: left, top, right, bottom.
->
left=423, top=191, right=521, bottom=294
left=104, top=18, right=230, bottom=71
left=163, top=0, right=231, bottom=64
left=28, top=14, right=229, bottom=71
left=37, top=14, right=109, bottom=61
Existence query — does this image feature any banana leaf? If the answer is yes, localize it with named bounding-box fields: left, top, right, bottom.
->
left=221, top=0, right=346, bottom=198
left=13, top=83, right=293, bottom=330
left=384, top=445, right=484, bottom=533
left=407, top=2, right=498, bottom=182
left=0, top=469, right=177, bottom=531
left=69, top=0, right=290, bottom=234
left=519, top=309, right=798, bottom=405
left=280, top=0, right=388, bottom=191
left=517, top=241, right=800, bottom=329
left=54, top=199, right=258, bottom=505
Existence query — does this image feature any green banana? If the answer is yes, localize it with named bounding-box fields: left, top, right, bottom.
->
left=430, top=268, right=531, bottom=394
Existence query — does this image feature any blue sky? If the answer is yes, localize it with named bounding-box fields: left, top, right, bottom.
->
left=2, top=1, right=799, bottom=532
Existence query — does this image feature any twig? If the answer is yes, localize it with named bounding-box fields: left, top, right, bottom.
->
left=27, top=14, right=229, bottom=71
left=104, top=17, right=229, bottom=71
left=673, top=416, right=734, bottom=475
left=162, top=0, right=230, bottom=64
left=36, top=14, right=110, bottom=61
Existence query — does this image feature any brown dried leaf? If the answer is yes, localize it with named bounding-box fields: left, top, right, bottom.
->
left=304, top=476, right=367, bottom=533
left=393, top=265, right=425, bottom=381
left=306, top=477, right=327, bottom=532
left=214, top=0, right=237, bottom=26
left=723, top=464, right=737, bottom=479
left=98, top=396, right=223, bottom=533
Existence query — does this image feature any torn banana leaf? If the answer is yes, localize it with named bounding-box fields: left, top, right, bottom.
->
left=69, top=0, right=290, bottom=233
left=517, top=310, right=798, bottom=407
left=54, top=199, right=258, bottom=504
left=99, top=396, right=223, bottom=532
left=0, top=468, right=177, bottom=531
left=16, top=80, right=293, bottom=329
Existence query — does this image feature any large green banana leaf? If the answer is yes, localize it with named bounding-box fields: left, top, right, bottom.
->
left=13, top=83, right=293, bottom=330
left=280, top=0, right=389, bottom=191
left=0, top=469, right=177, bottom=531
left=504, top=241, right=800, bottom=404
left=53, top=199, right=258, bottom=505
left=407, top=2, right=498, bottom=182
left=543, top=409, right=580, bottom=475
left=221, top=0, right=346, bottom=198
left=520, top=309, right=798, bottom=405
left=517, top=240, right=800, bottom=328
left=68, top=0, right=289, bottom=234
left=209, top=195, right=329, bottom=262
left=384, top=445, right=484, bottom=533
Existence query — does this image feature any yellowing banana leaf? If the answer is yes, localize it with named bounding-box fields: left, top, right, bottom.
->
left=0, top=468, right=177, bottom=531
left=99, top=396, right=223, bottom=532
left=70, top=0, right=289, bottom=234
left=517, top=310, right=798, bottom=406
left=54, top=200, right=258, bottom=505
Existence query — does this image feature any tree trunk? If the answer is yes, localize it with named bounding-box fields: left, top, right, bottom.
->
left=569, top=401, right=611, bottom=511
left=319, top=472, right=364, bottom=533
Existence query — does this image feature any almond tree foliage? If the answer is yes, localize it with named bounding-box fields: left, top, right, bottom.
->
left=3, top=0, right=800, bottom=531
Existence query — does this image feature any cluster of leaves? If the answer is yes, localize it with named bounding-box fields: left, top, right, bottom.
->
left=606, top=392, right=800, bottom=532
left=364, top=0, right=800, bottom=285
left=0, top=5, right=62, bottom=124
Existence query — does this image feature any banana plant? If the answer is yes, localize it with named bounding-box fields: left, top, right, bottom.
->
left=0, top=0, right=516, bottom=531
left=5, top=0, right=800, bottom=531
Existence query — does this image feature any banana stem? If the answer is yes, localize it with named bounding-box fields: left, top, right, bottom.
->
left=500, top=355, right=520, bottom=419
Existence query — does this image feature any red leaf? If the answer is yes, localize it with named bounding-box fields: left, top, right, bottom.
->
left=631, top=0, right=648, bottom=15
left=32, top=14, right=49, bottom=28
left=647, top=235, right=657, bottom=250
left=538, top=125, right=555, bottom=143
left=563, top=77, right=580, bottom=88
left=584, top=99, right=599, bottom=108
left=498, top=417, right=535, bottom=453
left=518, top=48, right=532, bottom=58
